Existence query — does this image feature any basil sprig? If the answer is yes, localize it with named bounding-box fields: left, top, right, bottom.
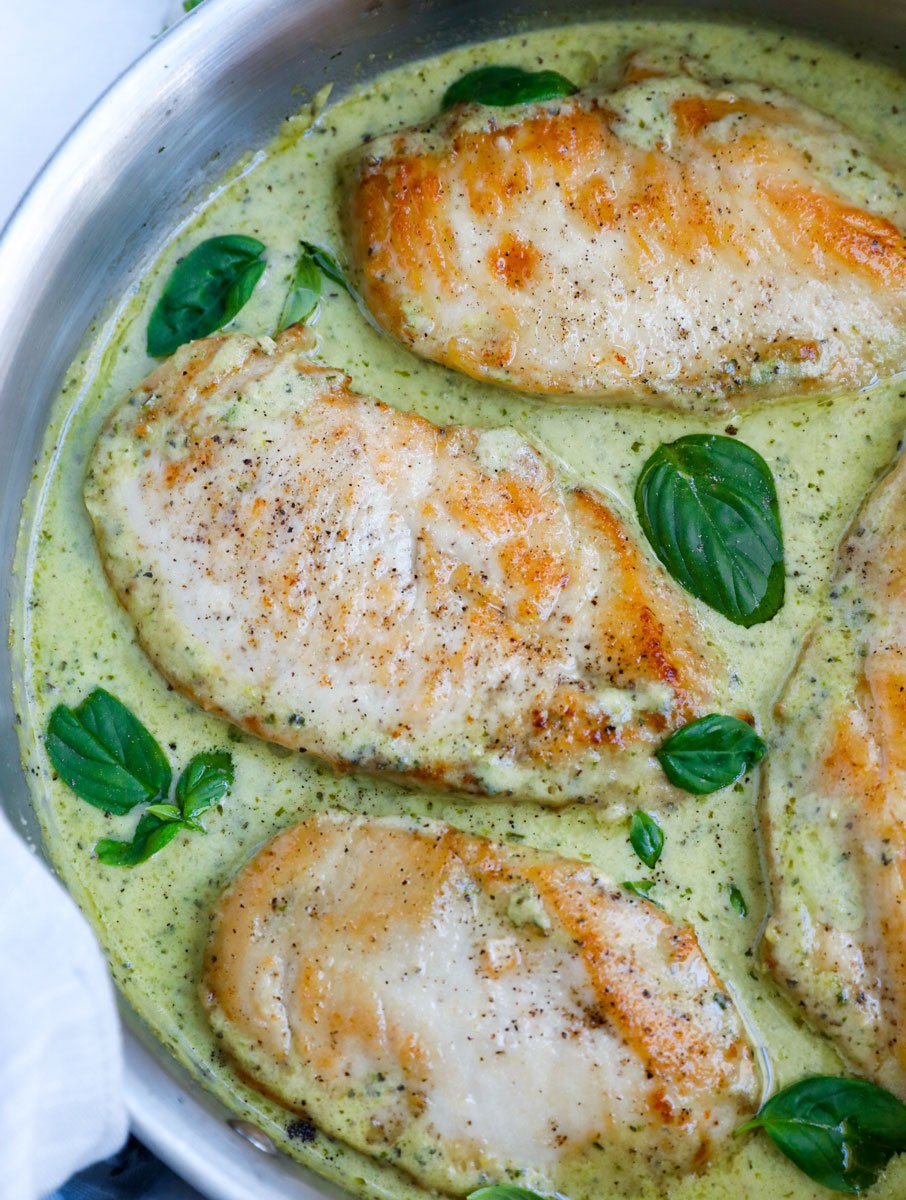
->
left=657, top=714, right=766, bottom=794
left=277, top=241, right=353, bottom=332
left=175, top=750, right=234, bottom=827
left=442, top=65, right=577, bottom=110
left=629, top=810, right=663, bottom=869
left=46, top=689, right=233, bottom=867
left=635, top=434, right=784, bottom=627
left=303, top=242, right=351, bottom=294
left=46, top=689, right=171, bottom=814
left=278, top=249, right=322, bottom=331
left=738, top=1076, right=906, bottom=1193
left=96, top=810, right=188, bottom=867
left=97, top=749, right=233, bottom=866
left=147, top=234, right=267, bottom=357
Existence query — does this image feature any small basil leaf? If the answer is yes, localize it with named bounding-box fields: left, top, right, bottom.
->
left=635, top=434, right=785, bottom=627
left=443, top=65, right=577, bottom=109
left=729, top=883, right=748, bottom=917
left=622, top=879, right=660, bottom=905
left=45, top=689, right=172, bottom=814
left=657, top=714, right=766, bottom=795
left=629, top=810, right=664, bottom=869
left=468, top=1188, right=549, bottom=1200
left=303, top=241, right=353, bottom=296
left=145, top=803, right=183, bottom=823
left=738, top=1076, right=906, bottom=1193
left=147, top=235, right=266, bottom=357
left=277, top=247, right=322, bottom=332
left=96, top=811, right=186, bottom=867
left=183, top=0, right=203, bottom=10
left=175, top=750, right=234, bottom=824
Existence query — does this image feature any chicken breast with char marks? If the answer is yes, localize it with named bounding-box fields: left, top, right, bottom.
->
left=761, top=447, right=906, bottom=1095
left=345, top=50, right=906, bottom=409
left=85, top=330, right=723, bottom=807
left=202, top=813, right=758, bottom=1195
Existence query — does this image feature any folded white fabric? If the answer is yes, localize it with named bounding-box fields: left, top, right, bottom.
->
left=0, top=812, right=127, bottom=1199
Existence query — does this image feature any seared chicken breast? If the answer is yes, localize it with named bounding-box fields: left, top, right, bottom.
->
left=345, top=51, right=906, bottom=409
left=762, top=447, right=906, bottom=1095
left=85, top=330, right=722, bottom=806
left=202, top=813, right=758, bottom=1194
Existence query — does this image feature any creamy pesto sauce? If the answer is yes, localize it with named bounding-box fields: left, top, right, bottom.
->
left=11, top=16, right=906, bottom=1200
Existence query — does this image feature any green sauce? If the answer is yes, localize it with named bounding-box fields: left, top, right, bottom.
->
left=11, top=16, right=906, bottom=1200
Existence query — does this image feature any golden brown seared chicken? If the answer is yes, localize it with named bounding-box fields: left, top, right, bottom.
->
left=345, top=51, right=906, bottom=409
left=762, top=446, right=906, bottom=1096
left=202, top=814, right=758, bottom=1195
left=85, top=330, right=723, bottom=807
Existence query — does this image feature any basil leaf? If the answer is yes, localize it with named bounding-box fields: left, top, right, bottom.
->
left=145, top=803, right=182, bottom=822
left=96, top=811, right=186, bottom=868
left=729, top=883, right=748, bottom=917
left=657, top=714, right=766, bottom=795
left=738, top=1076, right=906, bottom=1193
left=629, top=810, right=663, bottom=869
left=45, top=689, right=172, bottom=814
left=443, top=65, right=577, bottom=109
left=175, top=750, right=234, bottom=825
left=635, top=434, right=784, bottom=627
left=278, top=247, right=322, bottom=332
left=147, top=235, right=266, bottom=357
left=622, top=879, right=659, bottom=905
left=183, top=0, right=203, bottom=10
left=306, top=241, right=353, bottom=295
left=468, top=1188, right=549, bottom=1200
left=275, top=241, right=352, bottom=330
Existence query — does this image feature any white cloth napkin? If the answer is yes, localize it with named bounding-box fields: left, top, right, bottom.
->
left=0, top=812, right=128, bottom=1199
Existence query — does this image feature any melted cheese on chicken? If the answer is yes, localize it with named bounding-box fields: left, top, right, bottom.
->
left=202, top=813, right=757, bottom=1194
left=85, top=330, right=723, bottom=806
left=762, top=448, right=906, bottom=1095
left=345, top=51, right=906, bottom=409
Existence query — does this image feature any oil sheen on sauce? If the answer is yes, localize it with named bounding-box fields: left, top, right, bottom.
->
left=12, top=16, right=906, bottom=1200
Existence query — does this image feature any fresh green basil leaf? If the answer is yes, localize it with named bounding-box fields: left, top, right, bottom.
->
left=657, top=714, right=766, bottom=795
left=95, top=811, right=186, bottom=867
left=183, top=0, right=203, bottom=10
left=629, top=810, right=664, bottom=869
left=45, top=689, right=172, bottom=814
left=277, top=247, right=322, bottom=332
left=305, top=241, right=353, bottom=296
left=635, top=434, right=785, bottom=627
left=145, top=803, right=183, bottom=822
left=738, top=1076, right=906, bottom=1193
left=147, top=235, right=267, bottom=357
left=468, top=1187, right=549, bottom=1200
left=175, top=749, right=234, bottom=825
left=622, top=879, right=660, bottom=905
left=443, top=65, right=577, bottom=109
left=729, top=883, right=748, bottom=917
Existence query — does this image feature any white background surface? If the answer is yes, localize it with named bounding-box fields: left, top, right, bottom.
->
left=2, top=0, right=185, bottom=230
left=4, top=7, right=209, bottom=1194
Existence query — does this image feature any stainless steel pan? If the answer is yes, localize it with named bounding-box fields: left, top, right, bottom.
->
left=1, top=1, right=903, bottom=1196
